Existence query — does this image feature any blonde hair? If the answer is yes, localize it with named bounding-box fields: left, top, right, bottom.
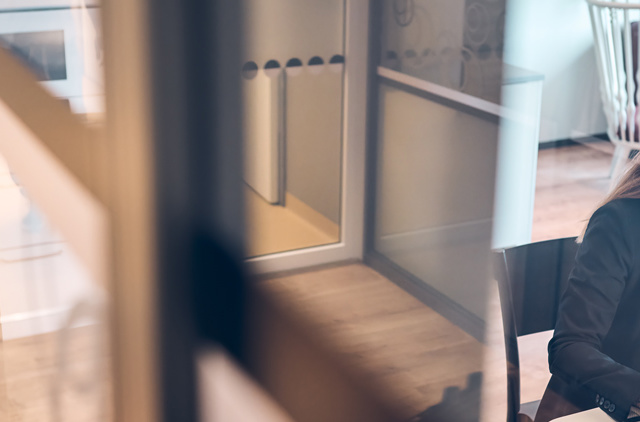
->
left=578, top=154, right=640, bottom=242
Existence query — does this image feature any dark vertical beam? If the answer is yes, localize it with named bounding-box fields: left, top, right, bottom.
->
left=364, top=0, right=383, bottom=254
left=147, top=0, right=197, bottom=419
left=146, top=0, right=244, bottom=421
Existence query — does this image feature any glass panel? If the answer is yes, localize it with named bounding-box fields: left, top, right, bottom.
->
left=373, top=85, right=498, bottom=420
left=485, top=3, right=629, bottom=417
left=0, top=156, right=110, bottom=421
left=0, top=2, right=109, bottom=420
left=0, top=3, right=104, bottom=116
left=0, top=30, right=67, bottom=80
left=375, top=83, right=498, bottom=320
left=241, top=0, right=344, bottom=257
left=380, top=0, right=505, bottom=102
left=369, top=1, right=506, bottom=420
left=503, top=1, right=612, bottom=242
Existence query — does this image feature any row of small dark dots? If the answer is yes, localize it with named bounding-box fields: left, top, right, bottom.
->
left=242, top=54, right=345, bottom=72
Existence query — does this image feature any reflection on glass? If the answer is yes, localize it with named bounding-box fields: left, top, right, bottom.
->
left=370, top=1, right=507, bottom=420
left=242, top=0, right=344, bottom=257
left=514, top=7, right=640, bottom=420
left=0, top=4, right=108, bottom=421
left=0, top=30, right=67, bottom=81
left=478, top=4, right=640, bottom=421
left=381, top=0, right=504, bottom=102
left=0, top=155, right=110, bottom=421
left=501, top=1, right=613, bottom=243
left=373, top=84, right=498, bottom=420
left=375, top=82, right=498, bottom=319
left=0, top=6, right=104, bottom=116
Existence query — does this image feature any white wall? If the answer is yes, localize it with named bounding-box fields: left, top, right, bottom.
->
left=504, top=0, right=607, bottom=142
left=242, top=0, right=343, bottom=66
left=242, top=0, right=344, bottom=223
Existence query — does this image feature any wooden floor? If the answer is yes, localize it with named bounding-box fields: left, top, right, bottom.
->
left=0, top=141, right=614, bottom=421
left=259, top=141, right=614, bottom=421
left=532, top=141, right=611, bottom=241
left=0, top=325, right=110, bottom=422
left=261, top=263, right=485, bottom=420
left=245, top=187, right=339, bottom=258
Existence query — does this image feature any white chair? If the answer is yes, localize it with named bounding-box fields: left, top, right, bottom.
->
left=587, top=0, right=640, bottom=185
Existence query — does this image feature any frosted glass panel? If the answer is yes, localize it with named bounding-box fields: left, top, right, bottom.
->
left=380, top=0, right=505, bottom=102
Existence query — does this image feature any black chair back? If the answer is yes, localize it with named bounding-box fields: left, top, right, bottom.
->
left=493, top=237, right=579, bottom=422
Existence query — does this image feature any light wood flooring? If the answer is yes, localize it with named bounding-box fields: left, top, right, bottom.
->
left=532, top=141, right=612, bottom=242
left=259, top=141, right=615, bottom=421
left=0, top=141, right=614, bottom=421
left=0, top=325, right=110, bottom=422
left=245, top=187, right=339, bottom=257
left=260, top=263, right=485, bottom=420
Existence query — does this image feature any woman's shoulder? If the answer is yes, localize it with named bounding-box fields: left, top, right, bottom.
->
left=599, top=197, right=640, bottom=212
left=592, top=198, right=640, bottom=230
left=581, top=199, right=639, bottom=266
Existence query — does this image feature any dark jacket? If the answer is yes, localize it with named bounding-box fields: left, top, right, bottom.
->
left=536, top=199, right=640, bottom=422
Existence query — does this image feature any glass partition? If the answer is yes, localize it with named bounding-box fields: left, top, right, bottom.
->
left=379, top=0, right=504, bottom=102
left=480, top=2, right=624, bottom=417
left=503, top=0, right=611, bottom=242
left=367, top=0, right=507, bottom=419
left=0, top=157, right=109, bottom=421
left=0, top=2, right=109, bottom=420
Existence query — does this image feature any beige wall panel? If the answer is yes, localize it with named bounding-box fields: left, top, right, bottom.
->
left=242, top=0, right=343, bottom=65
left=286, top=67, right=343, bottom=224
left=375, top=84, right=498, bottom=319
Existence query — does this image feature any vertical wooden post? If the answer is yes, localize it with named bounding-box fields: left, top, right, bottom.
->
left=101, top=0, right=159, bottom=421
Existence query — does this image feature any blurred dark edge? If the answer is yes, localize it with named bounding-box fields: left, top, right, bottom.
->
left=149, top=0, right=403, bottom=420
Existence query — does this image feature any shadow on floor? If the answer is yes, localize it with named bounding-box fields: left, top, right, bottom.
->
left=409, top=372, right=482, bottom=422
